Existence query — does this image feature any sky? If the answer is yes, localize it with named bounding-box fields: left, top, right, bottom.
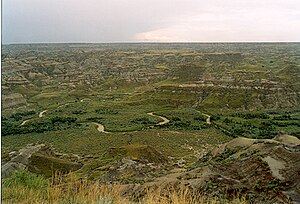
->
left=2, top=0, right=300, bottom=43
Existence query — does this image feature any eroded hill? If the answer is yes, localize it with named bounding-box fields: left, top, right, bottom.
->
left=2, top=43, right=299, bottom=110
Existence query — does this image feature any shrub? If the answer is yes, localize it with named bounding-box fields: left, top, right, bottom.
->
left=96, top=109, right=118, bottom=114
left=130, top=117, right=156, bottom=125
left=9, top=111, right=36, bottom=121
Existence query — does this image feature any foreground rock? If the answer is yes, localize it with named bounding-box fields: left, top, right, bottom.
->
left=2, top=144, right=82, bottom=178
left=115, top=135, right=300, bottom=203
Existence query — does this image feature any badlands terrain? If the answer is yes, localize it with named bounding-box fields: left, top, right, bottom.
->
left=1, top=43, right=300, bottom=203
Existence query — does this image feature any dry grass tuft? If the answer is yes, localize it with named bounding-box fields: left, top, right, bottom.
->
left=2, top=171, right=247, bottom=204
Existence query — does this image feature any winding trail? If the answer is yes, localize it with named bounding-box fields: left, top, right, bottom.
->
left=202, top=113, right=211, bottom=124
left=20, top=103, right=172, bottom=133
left=20, top=119, right=30, bottom=126
left=93, top=122, right=108, bottom=133
left=20, top=109, right=48, bottom=126
left=195, top=111, right=211, bottom=124
left=147, top=112, right=170, bottom=125
left=39, top=110, right=48, bottom=118
left=57, top=103, right=73, bottom=109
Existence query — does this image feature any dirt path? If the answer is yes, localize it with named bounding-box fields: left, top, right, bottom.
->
left=39, top=110, right=48, bottom=118
left=195, top=111, right=211, bottom=124
left=147, top=112, right=170, bottom=125
left=93, top=122, right=108, bottom=133
left=57, top=102, right=73, bottom=109
left=21, top=109, right=48, bottom=126
left=202, top=113, right=211, bottom=124
left=20, top=119, right=30, bottom=126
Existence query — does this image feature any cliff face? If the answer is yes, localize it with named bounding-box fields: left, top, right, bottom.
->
left=155, top=81, right=299, bottom=110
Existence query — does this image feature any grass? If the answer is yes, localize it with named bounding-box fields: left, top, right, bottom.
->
left=2, top=128, right=230, bottom=161
left=2, top=170, right=248, bottom=204
left=2, top=170, right=49, bottom=203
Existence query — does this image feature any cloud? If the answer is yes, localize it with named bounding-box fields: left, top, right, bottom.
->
left=134, top=24, right=232, bottom=42
left=134, top=1, right=300, bottom=42
left=2, top=0, right=300, bottom=43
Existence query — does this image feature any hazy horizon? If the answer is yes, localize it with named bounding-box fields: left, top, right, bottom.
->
left=2, top=41, right=300, bottom=45
left=3, top=0, right=300, bottom=44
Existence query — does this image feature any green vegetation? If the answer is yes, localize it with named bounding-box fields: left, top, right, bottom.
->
left=212, top=109, right=300, bottom=138
left=2, top=170, right=49, bottom=190
left=155, top=109, right=209, bottom=130
left=2, top=128, right=229, bottom=160
left=2, top=170, right=49, bottom=202
left=2, top=115, right=80, bottom=136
